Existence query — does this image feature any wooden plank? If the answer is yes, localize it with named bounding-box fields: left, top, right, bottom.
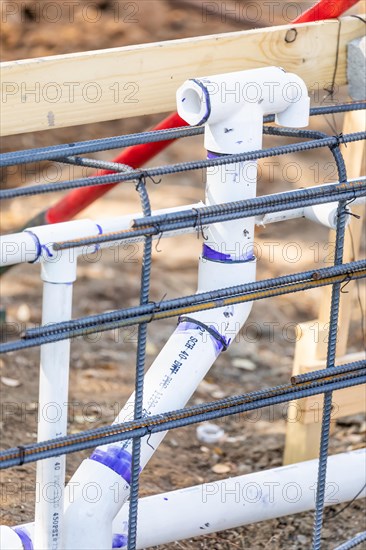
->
left=284, top=321, right=333, bottom=464
left=297, top=351, right=366, bottom=372
left=283, top=105, right=366, bottom=465
left=293, top=351, right=366, bottom=424
left=1, top=16, right=364, bottom=136
left=301, top=384, right=366, bottom=423
left=317, top=110, right=366, bottom=359
left=283, top=375, right=366, bottom=461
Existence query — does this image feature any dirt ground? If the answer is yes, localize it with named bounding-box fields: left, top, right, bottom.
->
left=1, top=1, right=365, bottom=549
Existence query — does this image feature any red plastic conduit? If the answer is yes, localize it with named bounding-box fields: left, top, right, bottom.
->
left=294, top=0, right=359, bottom=23
left=46, top=112, right=188, bottom=223
left=22, top=0, right=362, bottom=225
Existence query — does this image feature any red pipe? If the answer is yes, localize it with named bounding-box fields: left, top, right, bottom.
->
left=22, top=0, right=362, bottom=225
left=46, top=112, right=187, bottom=223
left=293, top=0, right=359, bottom=23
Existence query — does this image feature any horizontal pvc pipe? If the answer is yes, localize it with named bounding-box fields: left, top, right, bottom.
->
left=113, top=449, right=366, bottom=549
left=5, top=450, right=365, bottom=549
left=0, top=232, right=38, bottom=265
left=0, top=203, right=203, bottom=267
left=5, top=186, right=359, bottom=268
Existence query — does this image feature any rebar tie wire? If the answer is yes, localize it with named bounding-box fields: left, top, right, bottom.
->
left=0, top=100, right=365, bottom=549
left=0, top=102, right=365, bottom=168
left=0, top=360, right=364, bottom=469
left=1, top=130, right=365, bottom=200
left=1, top=260, right=364, bottom=354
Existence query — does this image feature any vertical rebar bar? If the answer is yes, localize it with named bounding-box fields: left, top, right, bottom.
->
left=312, top=143, right=348, bottom=549
left=127, top=177, right=153, bottom=550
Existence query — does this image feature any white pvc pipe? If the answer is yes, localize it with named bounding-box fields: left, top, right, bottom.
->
left=176, top=67, right=310, bottom=154
left=2, top=189, right=364, bottom=269
left=0, top=203, right=203, bottom=268
left=0, top=69, right=311, bottom=549
left=62, top=259, right=256, bottom=549
left=5, top=450, right=365, bottom=549
left=112, top=448, right=366, bottom=549
left=34, top=280, right=74, bottom=550
left=57, top=68, right=310, bottom=550
left=0, top=231, right=37, bottom=266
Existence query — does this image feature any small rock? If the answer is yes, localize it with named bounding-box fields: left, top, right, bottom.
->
left=232, top=358, right=256, bottom=371
left=296, top=534, right=308, bottom=545
left=196, top=423, right=225, bottom=444
left=238, top=464, right=251, bottom=475
left=211, top=463, right=231, bottom=474
left=1, top=376, right=21, bottom=387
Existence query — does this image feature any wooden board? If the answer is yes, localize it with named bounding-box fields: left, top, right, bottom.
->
left=300, top=384, right=366, bottom=423
left=1, top=16, right=364, bottom=136
left=317, top=110, right=366, bottom=359
left=293, top=350, right=366, bottom=424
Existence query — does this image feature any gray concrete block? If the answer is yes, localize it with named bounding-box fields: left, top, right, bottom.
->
left=347, top=35, right=366, bottom=100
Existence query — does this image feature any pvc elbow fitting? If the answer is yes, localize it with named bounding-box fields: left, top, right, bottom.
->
left=24, top=219, right=100, bottom=283
left=177, top=67, right=310, bottom=154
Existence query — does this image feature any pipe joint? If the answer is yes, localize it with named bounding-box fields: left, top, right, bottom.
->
left=177, top=67, right=310, bottom=154
left=24, top=219, right=101, bottom=283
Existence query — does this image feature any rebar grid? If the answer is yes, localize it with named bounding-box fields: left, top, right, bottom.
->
left=0, top=102, right=365, bottom=550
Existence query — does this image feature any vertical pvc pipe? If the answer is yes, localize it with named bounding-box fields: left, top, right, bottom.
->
left=62, top=67, right=308, bottom=549
left=34, top=257, right=76, bottom=550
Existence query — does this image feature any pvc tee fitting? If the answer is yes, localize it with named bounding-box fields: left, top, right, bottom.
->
left=177, top=66, right=310, bottom=154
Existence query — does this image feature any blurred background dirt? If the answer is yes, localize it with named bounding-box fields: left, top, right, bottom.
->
left=0, top=1, right=365, bottom=549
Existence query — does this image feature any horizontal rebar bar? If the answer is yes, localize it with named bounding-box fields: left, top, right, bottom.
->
left=1, top=260, right=364, bottom=353
left=334, top=532, right=366, bottom=550
left=291, top=359, right=366, bottom=384
left=1, top=131, right=365, bottom=201
left=0, top=365, right=364, bottom=468
left=51, top=179, right=366, bottom=250
left=1, top=103, right=364, bottom=168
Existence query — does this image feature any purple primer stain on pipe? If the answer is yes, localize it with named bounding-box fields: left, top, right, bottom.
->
left=112, top=533, right=128, bottom=548
left=90, top=446, right=138, bottom=484
left=190, top=79, right=211, bottom=125
left=202, top=244, right=233, bottom=262
left=203, top=244, right=255, bottom=263
left=176, top=321, right=226, bottom=354
left=24, top=230, right=42, bottom=263
left=207, top=150, right=219, bottom=159
left=14, top=527, right=33, bottom=549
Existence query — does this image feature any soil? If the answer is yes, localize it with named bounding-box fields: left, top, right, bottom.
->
left=0, top=1, right=365, bottom=549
